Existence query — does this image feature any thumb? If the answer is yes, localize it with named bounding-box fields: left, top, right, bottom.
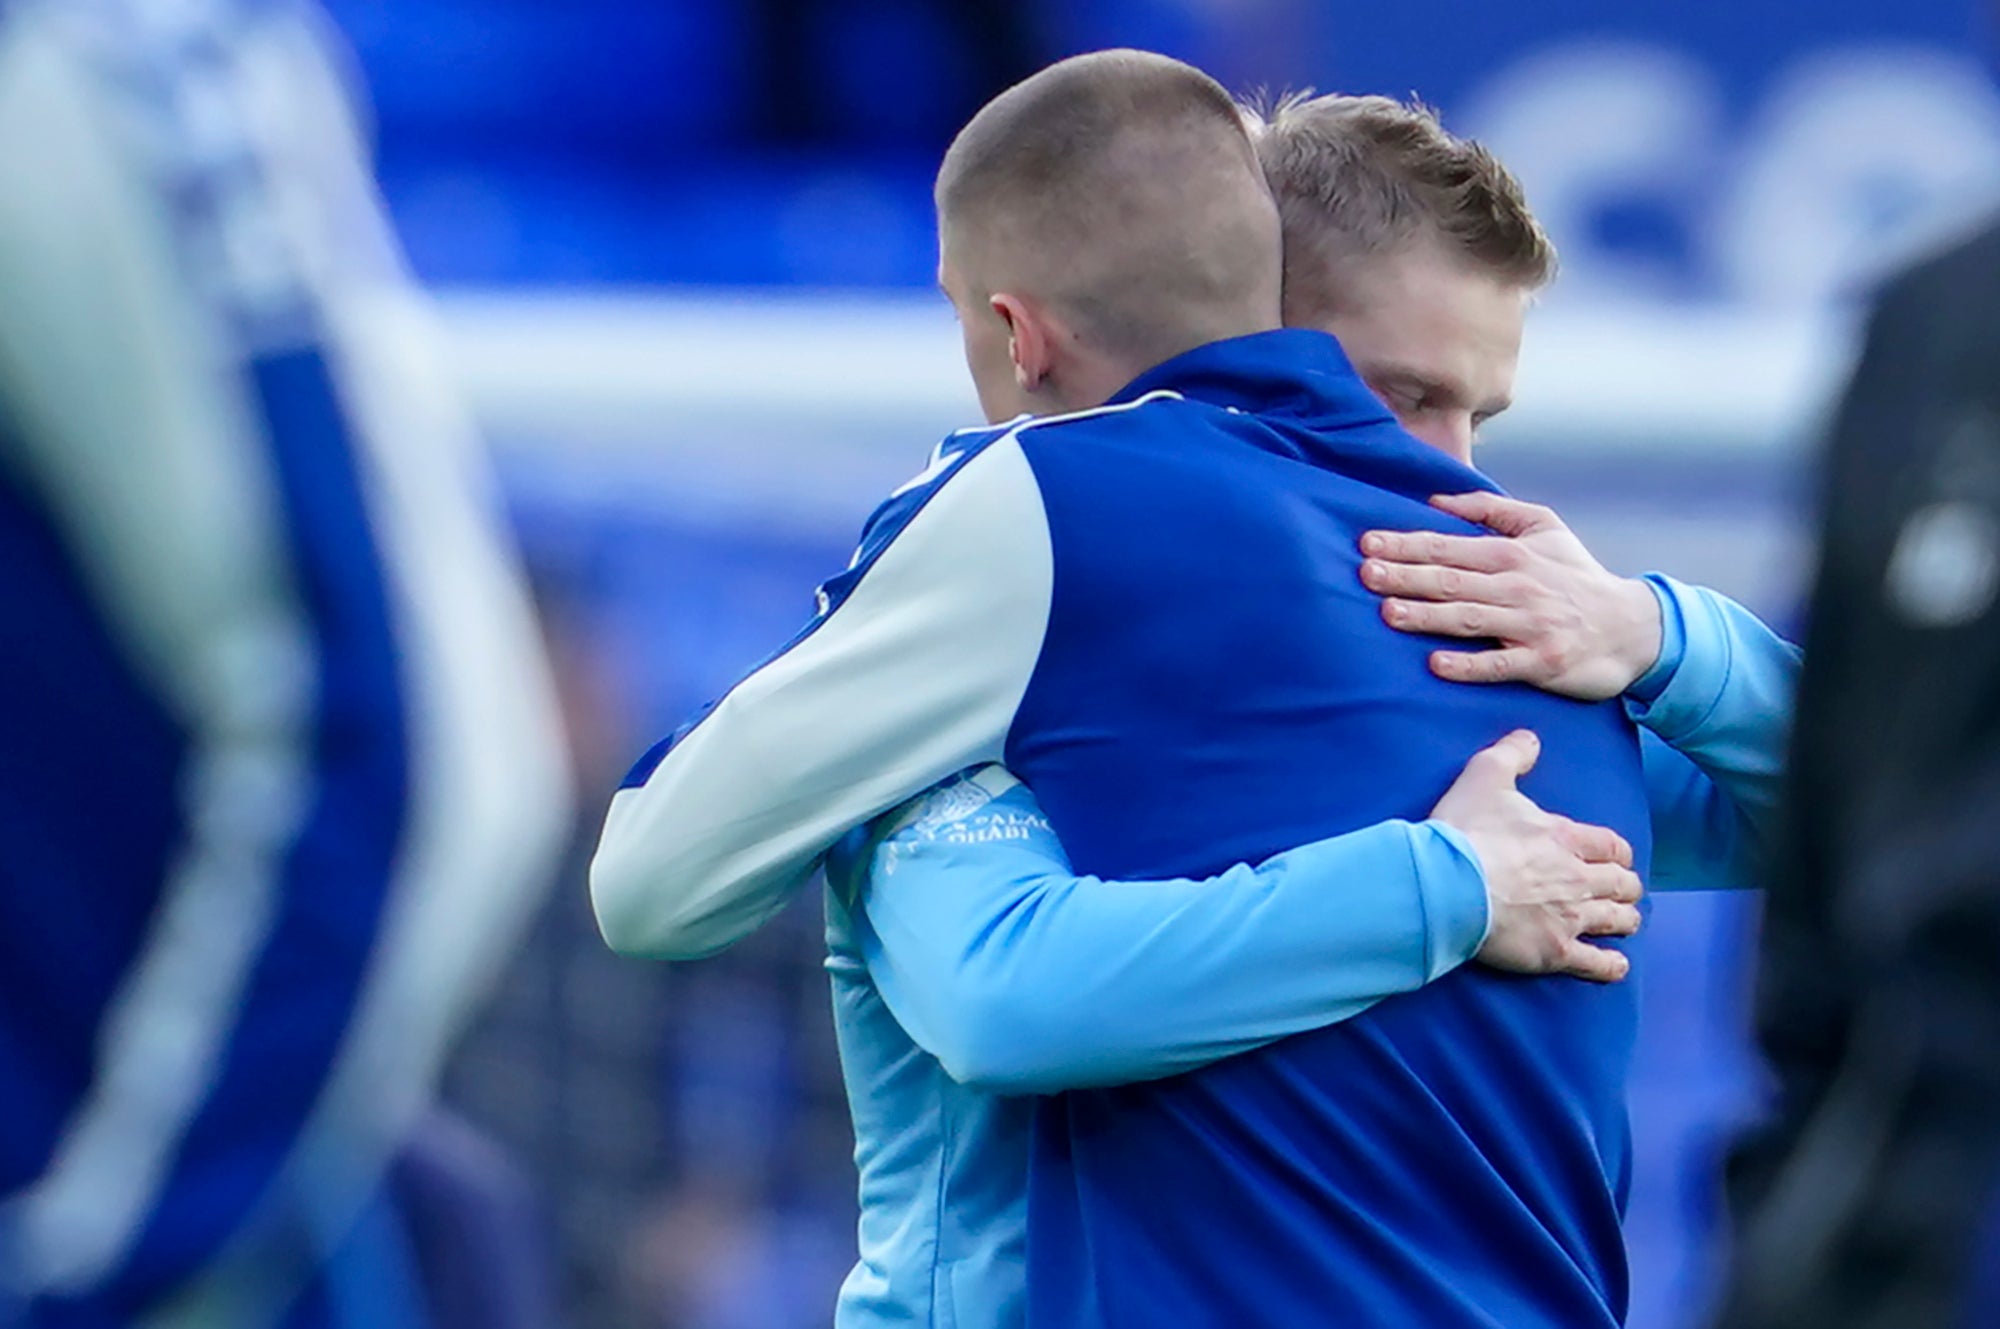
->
left=1431, top=491, right=1549, bottom=538
left=1471, top=729, right=1540, bottom=786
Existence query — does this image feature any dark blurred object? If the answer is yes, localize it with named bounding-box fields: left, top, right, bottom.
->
left=392, top=1114, right=557, bottom=1329
left=1715, top=217, right=2000, bottom=1329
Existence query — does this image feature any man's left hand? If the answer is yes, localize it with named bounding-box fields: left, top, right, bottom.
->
left=1358, top=492, right=1662, bottom=701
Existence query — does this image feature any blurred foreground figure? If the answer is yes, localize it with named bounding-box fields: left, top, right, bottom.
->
left=1716, top=217, right=2000, bottom=1328
left=0, top=2, right=570, bottom=1326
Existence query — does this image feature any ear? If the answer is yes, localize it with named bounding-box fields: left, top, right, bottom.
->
left=992, top=292, right=1053, bottom=395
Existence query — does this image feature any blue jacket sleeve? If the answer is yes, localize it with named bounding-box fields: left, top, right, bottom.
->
left=827, top=765, right=1489, bottom=1095
left=1627, top=574, right=1802, bottom=891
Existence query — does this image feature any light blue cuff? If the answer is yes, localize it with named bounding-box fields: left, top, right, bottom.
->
left=1624, top=574, right=1740, bottom=744
left=1624, top=573, right=1686, bottom=706
left=1410, top=821, right=1490, bottom=979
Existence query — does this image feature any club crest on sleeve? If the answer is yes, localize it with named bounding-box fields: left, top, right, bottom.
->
left=876, top=769, right=1048, bottom=876
left=906, top=774, right=1001, bottom=837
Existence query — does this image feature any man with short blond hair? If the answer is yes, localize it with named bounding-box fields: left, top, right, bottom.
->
left=1254, top=92, right=1552, bottom=465
left=1248, top=93, right=1705, bottom=709
left=1258, top=93, right=1555, bottom=311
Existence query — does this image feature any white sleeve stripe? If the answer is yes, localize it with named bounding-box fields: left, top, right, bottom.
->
left=887, top=447, right=966, bottom=498
left=623, top=387, right=1186, bottom=788
left=590, top=388, right=1188, bottom=959
left=592, top=435, right=1052, bottom=957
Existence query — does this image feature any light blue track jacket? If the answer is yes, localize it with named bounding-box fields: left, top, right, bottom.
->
left=823, top=572, right=1800, bottom=1328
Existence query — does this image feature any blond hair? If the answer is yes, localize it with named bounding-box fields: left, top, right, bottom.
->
left=1248, top=92, right=1555, bottom=321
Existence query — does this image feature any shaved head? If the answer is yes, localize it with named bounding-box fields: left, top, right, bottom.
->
left=936, top=50, right=1282, bottom=418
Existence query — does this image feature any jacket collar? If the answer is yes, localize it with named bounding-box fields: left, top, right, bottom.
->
left=1106, top=328, right=1499, bottom=499
left=1109, top=329, right=1395, bottom=430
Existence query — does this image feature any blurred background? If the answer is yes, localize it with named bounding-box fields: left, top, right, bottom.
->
left=291, top=1, right=2000, bottom=1326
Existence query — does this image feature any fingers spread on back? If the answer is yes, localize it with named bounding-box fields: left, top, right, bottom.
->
left=1361, top=560, right=1523, bottom=607
left=1382, top=598, right=1535, bottom=643
left=1429, top=647, right=1541, bottom=685
left=1574, top=899, right=1643, bottom=938
left=1559, top=940, right=1632, bottom=984
left=1359, top=530, right=1519, bottom=573
left=1553, top=816, right=1634, bottom=869
left=1578, top=861, right=1644, bottom=905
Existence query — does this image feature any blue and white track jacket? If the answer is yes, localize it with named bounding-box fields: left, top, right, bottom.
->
left=593, top=329, right=1799, bottom=1326
left=822, top=573, right=1799, bottom=1328
left=0, top=4, right=570, bottom=1324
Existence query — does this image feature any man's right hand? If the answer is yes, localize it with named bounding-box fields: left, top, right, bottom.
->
left=1429, top=730, right=1643, bottom=983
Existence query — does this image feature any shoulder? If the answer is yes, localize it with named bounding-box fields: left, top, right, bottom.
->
left=878, top=391, right=1188, bottom=515
left=818, top=423, right=1047, bottom=622
left=915, top=392, right=1192, bottom=478
left=846, top=420, right=1034, bottom=562
left=1870, top=214, right=2000, bottom=332
left=826, top=393, right=1189, bottom=615
left=1897, top=214, right=2000, bottom=291
left=1004, top=390, right=1193, bottom=459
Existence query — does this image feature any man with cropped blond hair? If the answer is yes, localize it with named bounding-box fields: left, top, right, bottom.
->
left=1255, top=93, right=1555, bottom=463
left=1246, top=92, right=1693, bottom=703
left=596, top=63, right=1799, bottom=1328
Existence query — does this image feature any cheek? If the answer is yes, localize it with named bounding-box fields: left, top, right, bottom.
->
left=963, top=316, right=1008, bottom=374
left=960, top=321, right=1015, bottom=421
left=1387, top=406, right=1440, bottom=450
left=959, top=319, right=996, bottom=374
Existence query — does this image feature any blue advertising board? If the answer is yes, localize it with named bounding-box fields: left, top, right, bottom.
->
left=332, top=0, right=2000, bottom=294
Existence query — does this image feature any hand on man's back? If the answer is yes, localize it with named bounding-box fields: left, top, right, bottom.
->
left=1430, top=729, right=1643, bottom=984
left=1360, top=492, right=1665, bottom=701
